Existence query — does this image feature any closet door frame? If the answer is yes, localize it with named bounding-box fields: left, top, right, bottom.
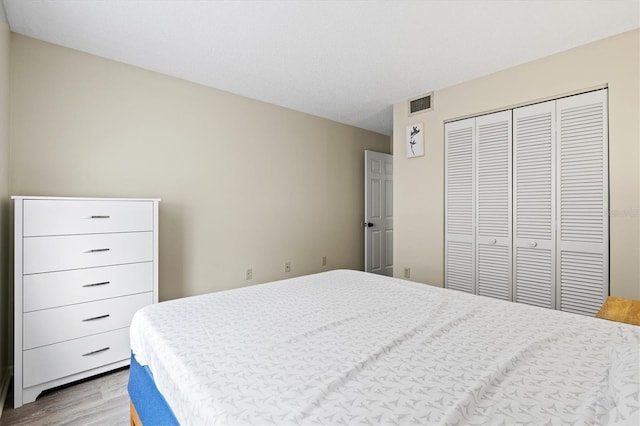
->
left=444, top=89, right=609, bottom=314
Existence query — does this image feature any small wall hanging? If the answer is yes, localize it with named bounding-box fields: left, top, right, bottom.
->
left=406, top=123, right=424, bottom=158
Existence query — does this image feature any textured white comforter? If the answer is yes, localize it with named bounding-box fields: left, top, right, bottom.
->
left=130, top=269, right=640, bottom=425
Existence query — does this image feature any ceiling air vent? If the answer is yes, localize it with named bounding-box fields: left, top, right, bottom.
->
left=409, top=92, right=433, bottom=116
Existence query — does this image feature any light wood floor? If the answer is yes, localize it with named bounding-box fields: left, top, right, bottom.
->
left=0, top=367, right=130, bottom=426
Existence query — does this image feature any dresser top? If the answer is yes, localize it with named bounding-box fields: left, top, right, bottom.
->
left=12, top=196, right=161, bottom=202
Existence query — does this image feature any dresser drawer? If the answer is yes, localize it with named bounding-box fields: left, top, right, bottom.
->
left=23, top=232, right=153, bottom=274
left=23, top=199, right=153, bottom=237
left=23, top=328, right=131, bottom=388
left=24, top=262, right=153, bottom=312
left=23, top=293, right=152, bottom=349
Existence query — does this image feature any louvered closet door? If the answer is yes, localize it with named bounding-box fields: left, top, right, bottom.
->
left=445, top=118, right=475, bottom=293
left=475, top=111, right=512, bottom=300
left=556, top=89, right=609, bottom=316
left=513, top=101, right=556, bottom=309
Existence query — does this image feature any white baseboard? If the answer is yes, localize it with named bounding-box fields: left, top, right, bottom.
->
left=0, top=366, right=12, bottom=418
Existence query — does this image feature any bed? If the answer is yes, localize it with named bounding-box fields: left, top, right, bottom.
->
left=128, top=269, right=640, bottom=425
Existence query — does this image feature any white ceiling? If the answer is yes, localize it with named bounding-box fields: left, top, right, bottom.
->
left=3, top=1, right=639, bottom=136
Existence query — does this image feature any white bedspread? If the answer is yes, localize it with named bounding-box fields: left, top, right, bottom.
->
left=130, top=269, right=640, bottom=425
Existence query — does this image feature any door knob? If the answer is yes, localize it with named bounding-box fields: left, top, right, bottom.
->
left=363, top=222, right=374, bottom=227
left=489, top=238, right=497, bottom=244
left=528, top=241, right=538, bottom=247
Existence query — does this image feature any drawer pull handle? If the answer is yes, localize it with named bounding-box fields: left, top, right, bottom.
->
left=82, top=347, right=110, bottom=357
left=82, top=281, right=110, bottom=288
left=82, top=314, right=110, bottom=322
left=87, top=248, right=110, bottom=253
left=90, top=215, right=110, bottom=219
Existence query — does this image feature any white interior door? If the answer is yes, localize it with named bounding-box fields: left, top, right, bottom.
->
left=513, top=100, right=556, bottom=309
left=556, top=89, right=609, bottom=316
left=445, top=118, right=476, bottom=293
left=475, top=111, right=512, bottom=301
left=364, top=150, right=393, bottom=276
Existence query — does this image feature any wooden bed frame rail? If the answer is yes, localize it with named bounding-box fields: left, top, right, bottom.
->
left=130, top=400, right=142, bottom=426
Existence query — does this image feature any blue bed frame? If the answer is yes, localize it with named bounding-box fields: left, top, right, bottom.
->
left=127, top=353, right=179, bottom=425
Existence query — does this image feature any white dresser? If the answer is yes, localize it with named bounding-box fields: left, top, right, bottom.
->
left=13, top=196, right=159, bottom=407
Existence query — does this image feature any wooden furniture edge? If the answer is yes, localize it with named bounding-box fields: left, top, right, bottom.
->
left=130, top=400, right=142, bottom=426
left=596, top=296, right=640, bottom=326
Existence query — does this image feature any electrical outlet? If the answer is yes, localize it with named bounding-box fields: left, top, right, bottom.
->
left=322, top=256, right=327, bottom=266
left=403, top=267, right=411, bottom=279
left=245, top=268, right=252, bottom=280
left=285, top=261, right=291, bottom=273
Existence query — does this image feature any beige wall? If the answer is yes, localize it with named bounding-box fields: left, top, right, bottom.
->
left=9, top=34, right=390, bottom=302
left=393, top=29, right=640, bottom=299
left=0, top=21, right=9, bottom=387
